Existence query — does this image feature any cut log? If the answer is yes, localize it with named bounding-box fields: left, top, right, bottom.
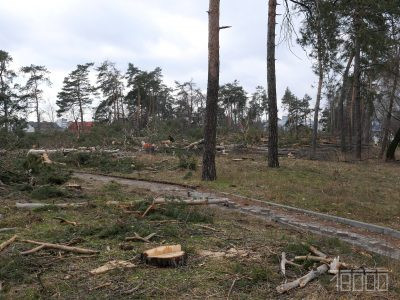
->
left=20, top=239, right=99, bottom=255
left=154, top=197, right=229, bottom=206
left=276, top=264, right=329, bottom=294
left=141, top=245, right=186, bottom=267
left=294, top=255, right=332, bottom=264
left=16, top=202, right=87, bottom=209
left=0, top=235, right=18, bottom=252
left=184, top=139, right=204, bottom=150
left=90, top=260, right=136, bottom=275
left=42, top=152, right=53, bottom=164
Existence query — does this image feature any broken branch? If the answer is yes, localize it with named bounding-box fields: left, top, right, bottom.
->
left=0, top=235, right=18, bottom=252
left=276, top=264, right=329, bottom=294
left=20, top=239, right=99, bottom=255
left=125, top=233, right=156, bottom=243
left=53, top=217, right=78, bottom=226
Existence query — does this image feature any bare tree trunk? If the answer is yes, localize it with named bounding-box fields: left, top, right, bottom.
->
left=353, top=11, right=362, bottom=160
left=339, top=54, right=354, bottom=152
left=386, top=126, right=400, bottom=161
left=311, top=64, right=323, bottom=158
left=267, top=0, right=279, bottom=168
left=380, top=58, right=399, bottom=158
left=35, top=81, right=41, bottom=132
left=137, top=88, right=141, bottom=130
left=202, top=0, right=220, bottom=181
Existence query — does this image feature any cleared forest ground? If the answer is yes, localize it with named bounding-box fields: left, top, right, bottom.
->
left=1, top=173, right=399, bottom=299
left=117, top=154, right=400, bottom=230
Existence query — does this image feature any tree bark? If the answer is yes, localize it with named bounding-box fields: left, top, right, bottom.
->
left=380, top=57, right=399, bottom=158
left=339, top=54, right=354, bottom=152
left=311, top=64, right=323, bottom=158
left=386, top=126, right=400, bottom=161
left=267, top=0, right=279, bottom=168
left=202, top=0, right=220, bottom=181
left=353, top=10, right=362, bottom=160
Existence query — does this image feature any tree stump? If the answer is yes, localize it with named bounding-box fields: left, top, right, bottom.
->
left=141, top=245, right=186, bottom=267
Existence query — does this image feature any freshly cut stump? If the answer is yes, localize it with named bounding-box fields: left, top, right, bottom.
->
left=141, top=245, right=186, bottom=267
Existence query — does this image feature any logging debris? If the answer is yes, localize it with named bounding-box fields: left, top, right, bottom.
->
left=0, top=235, right=18, bottom=252
left=53, top=217, right=78, bottom=226
left=16, top=202, right=87, bottom=209
left=276, top=245, right=356, bottom=294
left=125, top=232, right=156, bottom=243
left=90, top=260, right=136, bottom=275
left=20, top=239, right=99, bottom=255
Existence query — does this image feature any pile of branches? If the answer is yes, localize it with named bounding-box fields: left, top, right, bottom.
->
left=277, top=244, right=355, bottom=294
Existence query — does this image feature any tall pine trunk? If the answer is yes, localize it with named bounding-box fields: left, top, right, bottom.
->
left=267, top=0, right=279, bottom=168
left=339, top=54, right=354, bottom=152
left=353, top=10, right=362, bottom=160
left=311, top=63, right=323, bottom=158
left=380, top=56, right=399, bottom=158
left=386, top=126, right=400, bottom=161
left=202, top=0, right=220, bottom=181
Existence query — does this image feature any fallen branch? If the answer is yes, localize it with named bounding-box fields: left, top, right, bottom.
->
left=53, top=217, right=78, bottom=226
left=294, top=255, right=332, bottom=264
left=0, top=227, right=17, bottom=233
left=280, top=252, right=301, bottom=276
left=20, top=239, right=99, bottom=255
left=226, top=277, right=239, bottom=299
left=0, top=235, right=18, bottom=252
left=90, top=260, right=136, bottom=275
left=141, top=203, right=155, bottom=218
left=309, top=245, right=327, bottom=258
left=276, top=264, right=329, bottom=294
left=193, top=224, right=219, bottom=232
left=16, top=202, right=87, bottom=209
left=154, top=197, right=229, bottom=205
left=125, top=233, right=156, bottom=243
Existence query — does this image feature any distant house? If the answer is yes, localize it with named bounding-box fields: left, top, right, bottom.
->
left=56, top=118, right=69, bottom=130
left=68, top=122, right=94, bottom=133
left=25, top=123, right=35, bottom=133
left=24, top=122, right=61, bottom=133
left=278, top=116, right=288, bottom=128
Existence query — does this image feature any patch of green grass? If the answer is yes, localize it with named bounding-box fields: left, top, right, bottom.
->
left=30, top=185, right=67, bottom=200
left=56, top=152, right=144, bottom=174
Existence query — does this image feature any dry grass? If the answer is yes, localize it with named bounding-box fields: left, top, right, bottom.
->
left=125, top=154, right=400, bottom=230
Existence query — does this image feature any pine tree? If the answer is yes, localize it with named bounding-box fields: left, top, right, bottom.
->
left=202, top=0, right=220, bottom=180
left=95, top=61, right=124, bottom=123
left=267, top=0, right=279, bottom=167
left=56, top=63, right=95, bottom=128
left=20, top=65, right=51, bottom=131
left=0, top=50, right=21, bottom=133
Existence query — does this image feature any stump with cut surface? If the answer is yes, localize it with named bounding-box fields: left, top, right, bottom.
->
left=141, top=245, right=186, bottom=267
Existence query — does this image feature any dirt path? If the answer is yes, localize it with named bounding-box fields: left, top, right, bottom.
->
left=74, top=172, right=400, bottom=260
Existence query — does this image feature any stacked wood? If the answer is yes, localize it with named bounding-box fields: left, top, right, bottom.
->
left=141, top=245, right=186, bottom=267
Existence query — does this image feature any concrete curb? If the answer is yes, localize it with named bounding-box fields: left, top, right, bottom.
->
left=220, top=192, right=400, bottom=239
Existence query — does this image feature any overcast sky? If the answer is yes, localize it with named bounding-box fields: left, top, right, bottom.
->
left=0, top=0, right=318, bottom=120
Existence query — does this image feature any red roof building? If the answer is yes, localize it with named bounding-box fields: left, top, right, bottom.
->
left=68, top=122, right=94, bottom=133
